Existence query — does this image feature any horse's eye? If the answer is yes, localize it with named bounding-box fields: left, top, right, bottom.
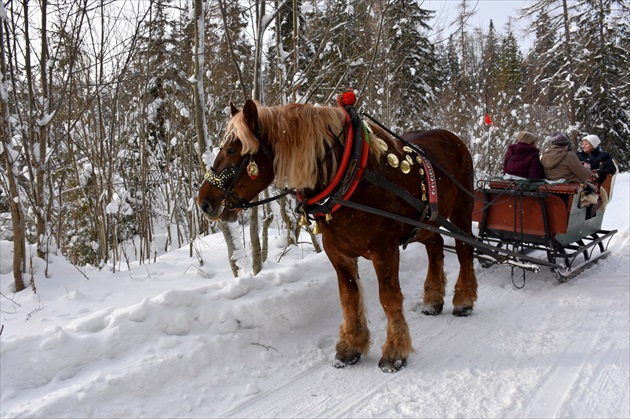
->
left=227, top=148, right=237, bottom=155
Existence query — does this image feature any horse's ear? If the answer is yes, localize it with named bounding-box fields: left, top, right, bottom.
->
left=242, top=99, right=259, bottom=132
left=230, top=102, right=240, bottom=116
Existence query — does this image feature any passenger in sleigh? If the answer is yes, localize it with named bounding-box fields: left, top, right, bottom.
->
left=503, top=131, right=545, bottom=179
left=541, top=132, right=601, bottom=217
left=577, top=134, right=616, bottom=184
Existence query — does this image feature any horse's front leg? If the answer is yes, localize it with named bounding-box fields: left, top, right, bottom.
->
left=325, top=250, right=371, bottom=368
left=372, top=247, right=413, bottom=372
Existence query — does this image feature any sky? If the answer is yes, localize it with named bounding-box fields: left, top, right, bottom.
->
left=1, top=172, right=628, bottom=418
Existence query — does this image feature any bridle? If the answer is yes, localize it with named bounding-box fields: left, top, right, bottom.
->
left=201, top=128, right=290, bottom=210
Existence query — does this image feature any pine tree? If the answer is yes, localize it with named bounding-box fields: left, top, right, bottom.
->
left=574, top=0, right=630, bottom=169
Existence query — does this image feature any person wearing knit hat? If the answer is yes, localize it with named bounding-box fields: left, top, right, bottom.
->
left=503, top=131, right=544, bottom=178
left=550, top=131, right=570, bottom=146
left=577, top=134, right=616, bottom=184
left=541, top=131, right=593, bottom=183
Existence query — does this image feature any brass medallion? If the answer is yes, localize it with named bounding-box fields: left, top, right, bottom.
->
left=247, top=160, right=259, bottom=179
left=377, top=139, right=389, bottom=151
left=400, top=160, right=411, bottom=174
left=387, top=153, right=400, bottom=168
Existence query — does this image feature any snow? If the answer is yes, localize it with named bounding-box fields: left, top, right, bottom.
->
left=1, top=174, right=629, bottom=418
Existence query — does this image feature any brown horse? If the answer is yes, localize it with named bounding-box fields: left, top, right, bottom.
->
left=197, top=99, right=477, bottom=372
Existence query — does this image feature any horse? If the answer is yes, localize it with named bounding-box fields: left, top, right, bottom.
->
left=197, top=99, right=478, bottom=372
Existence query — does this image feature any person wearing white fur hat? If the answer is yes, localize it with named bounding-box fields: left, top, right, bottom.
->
left=577, top=134, right=616, bottom=185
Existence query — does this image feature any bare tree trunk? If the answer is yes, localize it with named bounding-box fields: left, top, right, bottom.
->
left=35, top=0, right=49, bottom=260
left=193, top=0, right=208, bottom=171
left=562, top=0, right=577, bottom=142
left=219, top=222, right=240, bottom=277
left=250, top=202, right=262, bottom=275
left=1, top=17, right=26, bottom=291
left=278, top=195, right=296, bottom=246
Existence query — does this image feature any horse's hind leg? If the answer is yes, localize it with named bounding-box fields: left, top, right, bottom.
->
left=422, top=233, right=447, bottom=316
left=452, top=238, right=478, bottom=316
left=372, top=248, right=413, bottom=372
left=327, top=252, right=370, bottom=368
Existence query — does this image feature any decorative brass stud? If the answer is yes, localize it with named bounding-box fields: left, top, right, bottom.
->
left=405, top=155, right=414, bottom=165
left=400, top=160, right=411, bottom=174
left=377, top=139, right=389, bottom=151
left=419, top=168, right=425, bottom=176
left=416, top=156, right=423, bottom=164
left=403, top=145, right=414, bottom=153
left=387, top=153, right=400, bottom=168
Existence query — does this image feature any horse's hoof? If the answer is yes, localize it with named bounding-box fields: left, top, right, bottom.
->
left=378, top=357, right=407, bottom=373
left=422, top=303, right=443, bottom=316
left=332, top=352, right=361, bottom=368
left=452, top=306, right=473, bottom=317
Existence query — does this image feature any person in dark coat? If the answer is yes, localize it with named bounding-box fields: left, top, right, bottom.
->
left=503, top=131, right=545, bottom=179
left=577, top=134, right=616, bottom=185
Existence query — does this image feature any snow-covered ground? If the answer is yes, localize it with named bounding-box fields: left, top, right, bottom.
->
left=1, top=174, right=629, bottom=418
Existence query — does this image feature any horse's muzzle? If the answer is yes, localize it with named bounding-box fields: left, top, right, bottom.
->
left=198, top=199, right=239, bottom=223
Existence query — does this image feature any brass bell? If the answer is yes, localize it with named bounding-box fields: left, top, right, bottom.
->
left=325, top=213, right=333, bottom=222
left=298, top=214, right=310, bottom=227
left=312, top=221, right=322, bottom=235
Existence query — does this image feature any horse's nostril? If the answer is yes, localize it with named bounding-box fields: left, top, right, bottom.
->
left=200, top=200, right=211, bottom=214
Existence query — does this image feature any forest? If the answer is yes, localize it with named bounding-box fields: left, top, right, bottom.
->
left=1, top=0, right=629, bottom=291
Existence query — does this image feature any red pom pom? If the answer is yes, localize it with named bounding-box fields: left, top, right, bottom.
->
left=337, top=90, right=356, bottom=107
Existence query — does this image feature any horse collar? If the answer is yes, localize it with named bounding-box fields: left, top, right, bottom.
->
left=298, top=106, right=369, bottom=217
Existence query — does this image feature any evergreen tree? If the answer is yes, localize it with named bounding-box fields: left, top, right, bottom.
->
left=522, top=0, right=581, bottom=142
left=574, top=0, right=630, bottom=169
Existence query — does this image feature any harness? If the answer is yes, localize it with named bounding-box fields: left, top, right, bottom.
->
left=200, top=97, right=442, bottom=238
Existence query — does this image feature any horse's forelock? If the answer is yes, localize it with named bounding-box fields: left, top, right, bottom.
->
left=226, top=111, right=259, bottom=155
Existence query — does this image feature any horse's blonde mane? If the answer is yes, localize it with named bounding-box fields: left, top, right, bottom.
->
left=226, top=102, right=385, bottom=189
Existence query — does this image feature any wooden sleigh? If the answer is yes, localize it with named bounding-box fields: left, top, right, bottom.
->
left=472, top=174, right=617, bottom=283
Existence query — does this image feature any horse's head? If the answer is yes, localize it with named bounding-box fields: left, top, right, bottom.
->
left=197, top=100, right=275, bottom=223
